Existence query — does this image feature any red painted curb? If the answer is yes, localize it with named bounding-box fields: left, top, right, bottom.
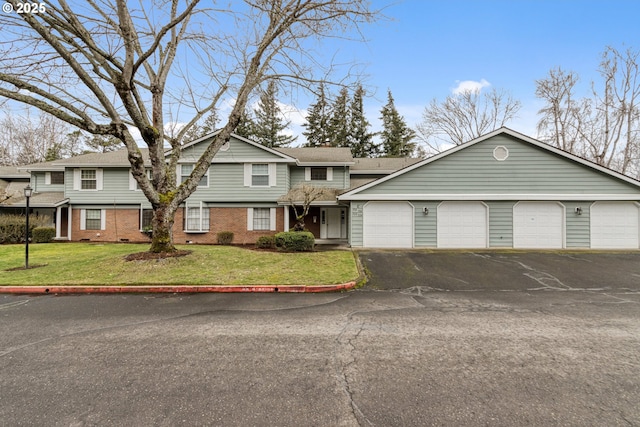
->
left=0, top=281, right=357, bottom=294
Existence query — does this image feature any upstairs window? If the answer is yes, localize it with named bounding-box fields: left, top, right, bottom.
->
left=81, top=169, right=97, bottom=190
left=310, top=167, right=327, bottom=181
left=251, top=164, right=269, bottom=186
left=180, top=164, right=208, bottom=187
left=50, top=172, right=64, bottom=185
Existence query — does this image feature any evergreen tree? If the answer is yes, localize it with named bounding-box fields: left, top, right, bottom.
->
left=233, top=108, right=256, bottom=140
left=380, top=89, right=417, bottom=157
left=184, top=110, right=218, bottom=142
left=253, top=81, right=297, bottom=148
left=302, top=83, right=331, bottom=147
left=349, top=85, right=378, bottom=157
left=328, top=87, right=351, bottom=147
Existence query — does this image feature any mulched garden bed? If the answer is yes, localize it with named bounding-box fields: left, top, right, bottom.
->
left=124, top=250, right=192, bottom=261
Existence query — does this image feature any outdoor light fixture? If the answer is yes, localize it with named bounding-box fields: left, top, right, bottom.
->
left=423, top=207, right=429, bottom=215
left=575, top=207, right=582, bottom=215
left=23, top=185, right=32, bottom=269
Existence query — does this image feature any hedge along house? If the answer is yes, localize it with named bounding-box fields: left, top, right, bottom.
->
left=339, top=128, right=640, bottom=249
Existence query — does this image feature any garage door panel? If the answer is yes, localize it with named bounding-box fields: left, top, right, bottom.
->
left=591, top=202, right=639, bottom=249
left=363, top=202, right=413, bottom=248
left=437, top=202, right=487, bottom=248
left=513, top=202, right=563, bottom=249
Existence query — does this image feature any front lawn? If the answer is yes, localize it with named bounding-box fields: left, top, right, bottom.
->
left=0, top=243, right=359, bottom=286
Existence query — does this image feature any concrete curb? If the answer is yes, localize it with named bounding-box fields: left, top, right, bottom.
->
left=0, top=281, right=357, bottom=295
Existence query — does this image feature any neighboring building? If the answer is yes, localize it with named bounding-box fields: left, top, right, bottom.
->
left=3, top=127, right=640, bottom=249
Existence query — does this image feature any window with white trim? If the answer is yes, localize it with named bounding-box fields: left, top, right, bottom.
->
left=81, top=169, right=97, bottom=190
left=140, top=208, right=154, bottom=230
left=251, top=164, right=269, bottom=186
left=247, top=207, right=276, bottom=231
left=85, top=209, right=102, bottom=230
left=74, top=169, right=103, bottom=191
left=184, top=202, right=210, bottom=232
left=180, top=164, right=208, bottom=187
left=253, top=208, right=270, bottom=230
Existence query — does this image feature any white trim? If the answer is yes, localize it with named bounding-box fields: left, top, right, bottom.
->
left=45, top=172, right=51, bottom=185
left=100, top=209, right=106, bottom=230
left=80, top=209, right=86, bottom=230
left=129, top=171, right=137, bottom=190
left=73, top=169, right=80, bottom=190
left=305, top=167, right=311, bottom=181
left=247, top=208, right=254, bottom=231
left=96, top=169, right=103, bottom=191
left=341, top=193, right=640, bottom=201
left=269, top=163, right=277, bottom=187
left=270, top=207, right=277, bottom=231
left=327, top=167, right=333, bottom=181
left=284, top=207, right=290, bottom=232
left=244, top=163, right=251, bottom=187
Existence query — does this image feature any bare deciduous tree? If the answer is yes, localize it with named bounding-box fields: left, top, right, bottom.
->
left=283, top=184, right=334, bottom=231
left=0, top=0, right=380, bottom=252
left=536, top=47, right=640, bottom=177
left=416, top=88, right=521, bottom=154
left=0, top=111, right=71, bottom=165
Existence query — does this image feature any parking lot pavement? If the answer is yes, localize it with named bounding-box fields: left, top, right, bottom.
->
left=358, top=250, right=640, bottom=295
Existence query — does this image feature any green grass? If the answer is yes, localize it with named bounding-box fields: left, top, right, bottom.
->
left=0, top=243, right=359, bottom=286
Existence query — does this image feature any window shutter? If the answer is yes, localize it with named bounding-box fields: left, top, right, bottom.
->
left=96, top=169, right=103, bottom=190
left=327, top=167, right=333, bottom=181
left=244, top=164, right=251, bottom=187
left=270, top=208, right=276, bottom=231
left=45, top=172, right=51, bottom=185
left=73, top=169, right=81, bottom=190
left=129, top=171, right=137, bottom=190
left=101, top=209, right=106, bottom=230
left=269, top=163, right=277, bottom=187
left=80, top=209, right=86, bottom=230
left=305, top=167, right=311, bottom=181
left=247, top=208, right=254, bottom=230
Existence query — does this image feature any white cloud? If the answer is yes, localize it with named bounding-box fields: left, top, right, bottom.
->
left=452, top=79, right=491, bottom=95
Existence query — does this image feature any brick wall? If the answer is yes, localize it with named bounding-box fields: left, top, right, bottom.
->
left=71, top=207, right=285, bottom=245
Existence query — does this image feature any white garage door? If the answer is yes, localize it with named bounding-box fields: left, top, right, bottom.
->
left=591, top=202, right=639, bottom=249
left=513, top=202, right=564, bottom=248
left=363, top=202, right=413, bottom=248
left=437, top=202, right=487, bottom=248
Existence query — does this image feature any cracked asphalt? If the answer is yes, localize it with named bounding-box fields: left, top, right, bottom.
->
left=1, top=250, right=639, bottom=426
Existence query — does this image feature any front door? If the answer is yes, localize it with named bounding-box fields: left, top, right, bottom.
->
left=320, top=208, right=345, bottom=239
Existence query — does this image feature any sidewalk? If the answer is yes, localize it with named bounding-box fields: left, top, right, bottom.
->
left=0, top=281, right=357, bottom=294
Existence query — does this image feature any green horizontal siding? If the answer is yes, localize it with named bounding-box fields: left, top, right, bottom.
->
left=487, top=201, right=514, bottom=247
left=360, top=134, right=640, bottom=196
left=413, top=202, right=437, bottom=247
left=349, top=202, right=364, bottom=247
left=564, top=201, right=590, bottom=248
left=180, top=136, right=287, bottom=162
left=33, top=172, right=65, bottom=193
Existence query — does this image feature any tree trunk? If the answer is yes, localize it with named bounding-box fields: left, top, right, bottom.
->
left=149, top=202, right=177, bottom=253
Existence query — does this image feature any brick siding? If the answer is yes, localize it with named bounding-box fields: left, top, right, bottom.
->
left=71, top=207, right=285, bottom=244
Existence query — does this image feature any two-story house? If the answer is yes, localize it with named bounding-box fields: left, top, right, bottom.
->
left=4, top=127, right=640, bottom=249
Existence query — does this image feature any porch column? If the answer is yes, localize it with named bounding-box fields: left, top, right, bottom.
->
left=284, top=206, right=289, bottom=232
left=67, top=206, right=72, bottom=241
left=55, top=206, right=62, bottom=239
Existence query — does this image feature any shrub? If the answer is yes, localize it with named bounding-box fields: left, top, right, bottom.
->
left=0, top=214, right=50, bottom=244
left=217, top=231, right=234, bottom=245
left=255, top=235, right=276, bottom=249
left=32, top=227, right=56, bottom=243
left=274, top=231, right=315, bottom=252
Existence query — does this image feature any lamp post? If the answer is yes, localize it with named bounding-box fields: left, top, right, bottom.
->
left=24, top=185, right=32, bottom=269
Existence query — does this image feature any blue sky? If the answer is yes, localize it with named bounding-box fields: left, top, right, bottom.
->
left=285, top=0, right=640, bottom=145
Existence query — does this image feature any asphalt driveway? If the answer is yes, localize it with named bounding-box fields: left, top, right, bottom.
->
left=359, top=250, right=640, bottom=294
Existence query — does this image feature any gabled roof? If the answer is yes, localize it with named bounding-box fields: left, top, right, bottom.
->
left=339, top=127, right=640, bottom=200
left=20, top=149, right=151, bottom=169
left=181, top=130, right=296, bottom=163
left=0, top=166, right=30, bottom=179
left=275, top=147, right=354, bottom=165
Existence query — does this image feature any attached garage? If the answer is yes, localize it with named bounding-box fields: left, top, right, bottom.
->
left=363, top=202, right=413, bottom=248
left=591, top=202, right=639, bottom=249
left=437, top=202, right=488, bottom=248
left=513, top=202, right=564, bottom=248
